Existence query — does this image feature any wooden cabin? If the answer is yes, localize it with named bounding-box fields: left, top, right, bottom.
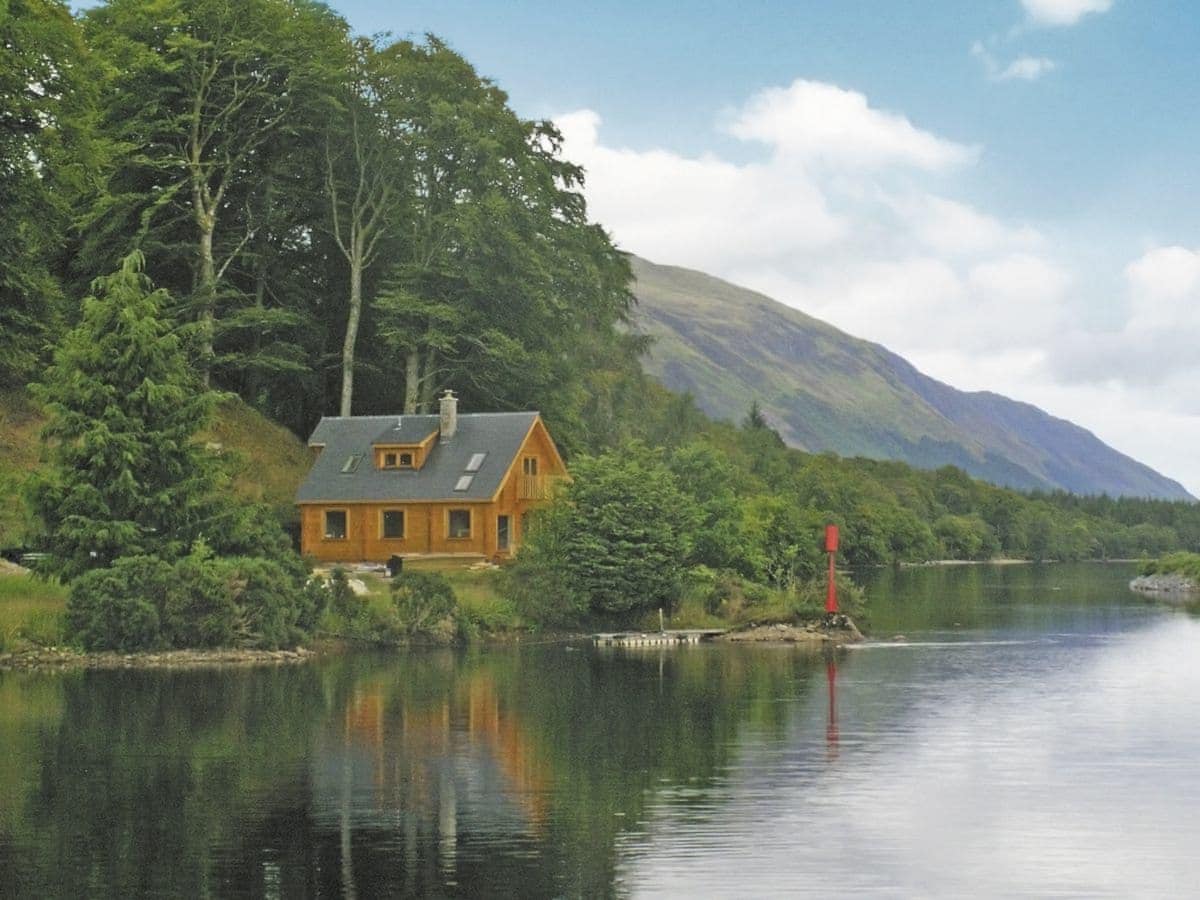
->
left=296, top=391, right=568, bottom=563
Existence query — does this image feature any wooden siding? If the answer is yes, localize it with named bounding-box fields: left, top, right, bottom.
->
left=299, top=414, right=569, bottom=563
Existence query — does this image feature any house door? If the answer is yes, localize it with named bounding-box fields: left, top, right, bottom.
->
left=497, top=515, right=511, bottom=552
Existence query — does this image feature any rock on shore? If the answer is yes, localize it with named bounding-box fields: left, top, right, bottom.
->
left=721, top=615, right=864, bottom=645
left=1129, top=574, right=1198, bottom=598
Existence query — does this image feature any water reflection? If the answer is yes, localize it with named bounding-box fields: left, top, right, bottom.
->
left=2, top=563, right=1196, bottom=897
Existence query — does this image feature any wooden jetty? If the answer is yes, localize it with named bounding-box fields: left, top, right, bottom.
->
left=592, top=629, right=727, bottom=647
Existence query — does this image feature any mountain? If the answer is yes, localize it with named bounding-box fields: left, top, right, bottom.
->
left=630, top=256, right=1194, bottom=501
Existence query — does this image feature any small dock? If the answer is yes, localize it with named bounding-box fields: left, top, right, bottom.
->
left=592, top=629, right=727, bottom=647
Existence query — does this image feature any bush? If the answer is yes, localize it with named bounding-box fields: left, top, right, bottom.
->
left=225, top=556, right=310, bottom=648
left=64, top=544, right=318, bottom=651
left=391, top=571, right=457, bottom=640
left=502, top=504, right=587, bottom=629
left=66, top=556, right=170, bottom=651
left=328, top=566, right=360, bottom=619
left=161, top=546, right=237, bottom=648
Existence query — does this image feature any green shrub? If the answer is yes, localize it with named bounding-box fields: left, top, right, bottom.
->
left=391, top=571, right=457, bottom=639
left=162, top=547, right=237, bottom=648
left=1141, top=552, right=1200, bottom=580
left=64, top=545, right=318, bottom=651
left=66, top=556, right=170, bottom=651
left=328, top=566, right=359, bottom=619
left=225, top=556, right=309, bottom=648
left=502, top=504, right=587, bottom=629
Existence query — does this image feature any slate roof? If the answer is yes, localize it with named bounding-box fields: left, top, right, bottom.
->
left=296, top=412, right=540, bottom=503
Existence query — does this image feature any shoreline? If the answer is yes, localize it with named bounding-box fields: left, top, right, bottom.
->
left=0, top=646, right=317, bottom=672
left=1129, top=573, right=1198, bottom=601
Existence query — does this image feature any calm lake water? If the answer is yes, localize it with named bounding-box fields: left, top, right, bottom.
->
left=2, top=562, right=1199, bottom=898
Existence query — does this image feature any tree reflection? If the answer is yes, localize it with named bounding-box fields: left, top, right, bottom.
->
left=0, top=646, right=831, bottom=897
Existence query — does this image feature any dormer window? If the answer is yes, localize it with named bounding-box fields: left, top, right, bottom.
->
left=380, top=450, right=416, bottom=469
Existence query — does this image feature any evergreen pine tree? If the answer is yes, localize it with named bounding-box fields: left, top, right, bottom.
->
left=29, top=252, right=217, bottom=580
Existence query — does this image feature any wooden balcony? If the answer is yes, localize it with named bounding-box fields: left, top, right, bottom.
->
left=518, top=474, right=564, bottom=500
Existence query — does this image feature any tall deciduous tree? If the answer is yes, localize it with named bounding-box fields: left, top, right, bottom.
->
left=325, top=37, right=406, bottom=416
left=362, top=38, right=635, bottom=424
left=80, top=0, right=348, bottom=383
left=0, top=0, right=91, bottom=384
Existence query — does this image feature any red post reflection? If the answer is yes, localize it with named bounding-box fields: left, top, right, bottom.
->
left=825, top=656, right=839, bottom=761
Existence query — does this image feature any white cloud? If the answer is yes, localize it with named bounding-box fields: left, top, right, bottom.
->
left=972, top=42, right=1058, bottom=82
left=724, top=80, right=977, bottom=171
left=1051, top=245, right=1200, bottom=394
left=999, top=56, right=1058, bottom=80
left=555, top=82, right=1200, bottom=496
left=1021, top=0, right=1113, bottom=27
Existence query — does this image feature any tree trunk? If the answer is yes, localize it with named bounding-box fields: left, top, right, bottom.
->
left=419, top=350, right=438, bottom=412
left=198, top=220, right=216, bottom=387
left=404, top=348, right=420, bottom=414
left=340, top=257, right=362, bottom=416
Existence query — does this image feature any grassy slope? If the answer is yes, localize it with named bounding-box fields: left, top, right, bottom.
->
left=630, top=256, right=1193, bottom=500
left=0, top=389, right=311, bottom=547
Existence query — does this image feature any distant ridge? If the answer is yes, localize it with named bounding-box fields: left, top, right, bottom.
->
left=630, top=256, right=1193, bottom=501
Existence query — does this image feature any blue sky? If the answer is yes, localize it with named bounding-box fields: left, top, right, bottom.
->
left=332, top=0, right=1200, bottom=494
left=339, top=0, right=1198, bottom=231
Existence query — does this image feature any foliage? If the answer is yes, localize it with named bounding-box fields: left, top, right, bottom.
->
left=327, top=566, right=358, bottom=619
left=161, top=542, right=237, bottom=648
left=501, top=503, right=588, bottom=628
left=28, top=253, right=218, bottom=580
left=223, top=554, right=313, bottom=648
left=0, top=0, right=91, bottom=385
left=66, top=555, right=169, bottom=651
left=552, top=446, right=696, bottom=619
left=1140, top=552, right=1200, bottom=581
left=65, top=545, right=314, bottom=651
left=390, top=570, right=458, bottom=639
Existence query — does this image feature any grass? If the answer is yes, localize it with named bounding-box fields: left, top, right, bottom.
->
left=0, top=390, right=46, bottom=548
left=0, top=574, right=67, bottom=651
left=200, top=396, right=312, bottom=528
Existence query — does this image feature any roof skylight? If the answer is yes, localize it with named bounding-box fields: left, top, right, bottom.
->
left=465, top=452, right=487, bottom=472
left=454, top=474, right=474, bottom=492
left=341, top=454, right=362, bottom=474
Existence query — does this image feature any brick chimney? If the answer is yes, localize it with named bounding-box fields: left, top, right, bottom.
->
left=439, top=389, right=458, bottom=442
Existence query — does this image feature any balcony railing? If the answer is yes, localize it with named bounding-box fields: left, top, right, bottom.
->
left=518, top=474, right=565, bottom=500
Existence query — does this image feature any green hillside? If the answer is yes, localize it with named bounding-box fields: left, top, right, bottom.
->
left=0, top=391, right=310, bottom=549
left=631, top=256, right=1193, bottom=501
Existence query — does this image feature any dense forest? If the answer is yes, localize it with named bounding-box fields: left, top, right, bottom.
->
left=4, top=1, right=1200, bottom=641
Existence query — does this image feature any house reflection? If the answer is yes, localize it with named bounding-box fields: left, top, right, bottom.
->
left=315, top=663, right=554, bottom=887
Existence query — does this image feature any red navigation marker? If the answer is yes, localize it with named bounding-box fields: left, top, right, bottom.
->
left=825, top=524, right=839, bottom=614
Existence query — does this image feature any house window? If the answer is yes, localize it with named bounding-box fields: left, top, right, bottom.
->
left=324, top=509, right=348, bottom=540
left=381, top=510, right=405, bottom=539
left=381, top=451, right=414, bottom=469
left=523, top=457, right=538, bottom=475
left=448, top=509, right=471, bottom=539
